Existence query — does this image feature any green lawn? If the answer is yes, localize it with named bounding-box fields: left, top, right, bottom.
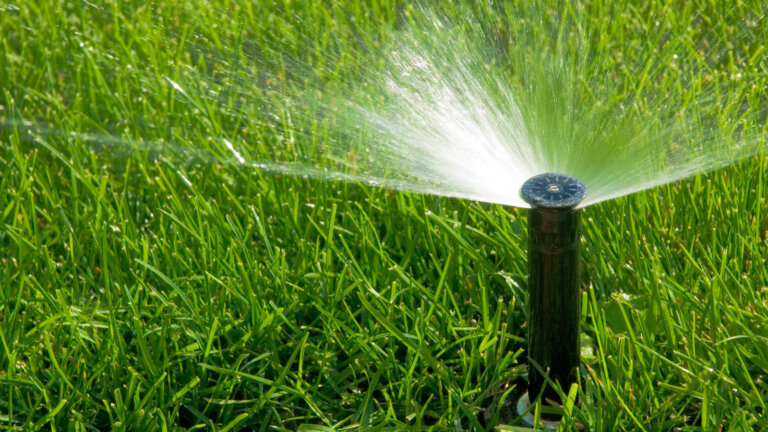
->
left=1, top=0, right=767, bottom=430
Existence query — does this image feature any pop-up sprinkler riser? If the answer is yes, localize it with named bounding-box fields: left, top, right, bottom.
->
left=520, top=173, right=586, bottom=408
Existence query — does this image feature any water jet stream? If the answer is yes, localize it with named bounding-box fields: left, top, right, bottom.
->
left=157, top=2, right=766, bottom=210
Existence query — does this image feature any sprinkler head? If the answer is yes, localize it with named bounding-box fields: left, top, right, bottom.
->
left=519, top=172, right=587, bottom=415
left=521, top=173, right=586, bottom=209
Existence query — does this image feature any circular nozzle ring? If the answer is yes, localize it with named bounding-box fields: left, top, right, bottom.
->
left=521, top=173, right=586, bottom=209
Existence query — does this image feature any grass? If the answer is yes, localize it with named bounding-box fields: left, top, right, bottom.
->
left=1, top=0, right=767, bottom=430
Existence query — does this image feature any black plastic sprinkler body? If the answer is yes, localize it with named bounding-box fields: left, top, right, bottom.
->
left=520, top=173, right=587, bottom=412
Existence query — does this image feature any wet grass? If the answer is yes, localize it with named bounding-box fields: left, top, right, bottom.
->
left=1, top=0, right=768, bottom=430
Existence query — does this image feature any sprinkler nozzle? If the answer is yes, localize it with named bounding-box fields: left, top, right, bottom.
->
left=520, top=173, right=586, bottom=410
left=521, top=173, right=586, bottom=209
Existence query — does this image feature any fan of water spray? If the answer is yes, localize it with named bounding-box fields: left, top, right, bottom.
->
left=164, top=0, right=765, bottom=208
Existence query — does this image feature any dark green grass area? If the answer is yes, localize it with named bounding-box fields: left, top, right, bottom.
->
left=1, top=0, right=768, bottom=430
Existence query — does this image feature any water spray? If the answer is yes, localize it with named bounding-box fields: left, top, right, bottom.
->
left=518, top=173, right=586, bottom=424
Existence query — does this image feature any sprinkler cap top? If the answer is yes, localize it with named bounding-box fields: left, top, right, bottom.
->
left=521, top=173, right=586, bottom=209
